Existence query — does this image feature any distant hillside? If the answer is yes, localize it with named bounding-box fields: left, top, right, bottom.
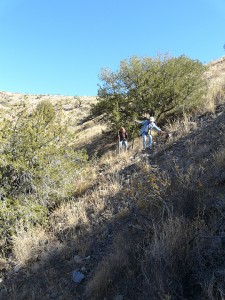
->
left=0, top=91, right=97, bottom=122
left=206, top=55, right=225, bottom=86
left=205, top=55, right=225, bottom=108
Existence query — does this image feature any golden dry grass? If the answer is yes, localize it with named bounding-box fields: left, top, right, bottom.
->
left=164, top=114, right=197, bottom=141
left=203, top=56, right=225, bottom=112
left=74, top=123, right=107, bottom=148
left=12, top=225, right=53, bottom=265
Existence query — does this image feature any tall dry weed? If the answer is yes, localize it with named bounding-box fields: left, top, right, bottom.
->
left=165, top=114, right=197, bottom=142
left=12, top=225, right=52, bottom=265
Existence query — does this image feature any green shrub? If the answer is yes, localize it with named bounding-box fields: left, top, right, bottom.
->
left=0, top=197, right=48, bottom=253
left=0, top=100, right=88, bottom=253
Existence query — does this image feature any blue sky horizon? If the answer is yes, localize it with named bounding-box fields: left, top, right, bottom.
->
left=0, top=0, right=225, bottom=96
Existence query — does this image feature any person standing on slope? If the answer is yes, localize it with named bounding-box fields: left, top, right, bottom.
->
left=147, top=116, right=162, bottom=149
left=135, top=116, right=162, bottom=150
left=118, top=127, right=128, bottom=153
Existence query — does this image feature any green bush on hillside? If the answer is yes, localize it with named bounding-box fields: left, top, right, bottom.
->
left=0, top=197, right=48, bottom=252
left=0, top=100, right=88, bottom=252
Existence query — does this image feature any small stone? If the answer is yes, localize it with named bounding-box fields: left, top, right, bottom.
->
left=74, top=255, right=83, bottom=264
left=14, top=264, right=21, bottom=273
left=72, top=271, right=85, bottom=284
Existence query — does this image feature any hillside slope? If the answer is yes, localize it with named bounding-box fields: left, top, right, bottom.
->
left=1, top=57, right=225, bottom=299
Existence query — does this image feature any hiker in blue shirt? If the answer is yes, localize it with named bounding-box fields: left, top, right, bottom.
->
left=135, top=116, right=162, bottom=150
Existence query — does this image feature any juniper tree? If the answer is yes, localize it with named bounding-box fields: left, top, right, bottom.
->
left=92, top=54, right=207, bottom=129
left=0, top=100, right=88, bottom=251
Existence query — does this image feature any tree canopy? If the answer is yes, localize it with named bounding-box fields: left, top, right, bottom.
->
left=92, top=54, right=208, bottom=130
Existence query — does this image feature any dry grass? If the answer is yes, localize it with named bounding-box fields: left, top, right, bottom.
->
left=0, top=92, right=97, bottom=133
left=213, top=148, right=225, bottom=169
left=72, top=163, right=98, bottom=197
left=184, top=136, right=199, bottom=157
left=74, top=123, right=107, bottom=147
left=164, top=114, right=197, bottom=143
left=201, top=94, right=216, bottom=114
left=50, top=201, right=90, bottom=234
left=85, top=230, right=135, bottom=300
left=141, top=217, right=191, bottom=298
left=12, top=225, right=52, bottom=265
left=47, top=151, right=128, bottom=247
left=201, top=84, right=225, bottom=115
left=99, top=149, right=132, bottom=172
left=212, top=127, right=225, bottom=168
left=203, top=56, right=225, bottom=113
left=86, top=213, right=192, bottom=299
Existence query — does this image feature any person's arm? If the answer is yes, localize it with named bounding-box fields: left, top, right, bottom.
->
left=117, top=132, right=120, bottom=141
left=135, top=120, right=144, bottom=125
left=153, top=123, right=162, bottom=132
left=153, top=124, right=169, bottom=136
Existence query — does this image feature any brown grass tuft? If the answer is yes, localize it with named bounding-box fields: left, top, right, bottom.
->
left=12, top=225, right=51, bottom=265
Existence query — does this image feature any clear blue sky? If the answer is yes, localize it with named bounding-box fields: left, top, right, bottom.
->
left=0, top=0, right=224, bottom=96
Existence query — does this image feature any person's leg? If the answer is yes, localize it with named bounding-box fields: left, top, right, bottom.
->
left=122, top=140, right=125, bottom=151
left=124, top=141, right=128, bottom=150
left=142, top=133, right=146, bottom=149
left=147, top=134, right=153, bottom=148
left=119, top=141, right=123, bottom=153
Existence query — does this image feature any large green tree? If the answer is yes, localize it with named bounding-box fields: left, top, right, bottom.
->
left=92, top=54, right=207, bottom=129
